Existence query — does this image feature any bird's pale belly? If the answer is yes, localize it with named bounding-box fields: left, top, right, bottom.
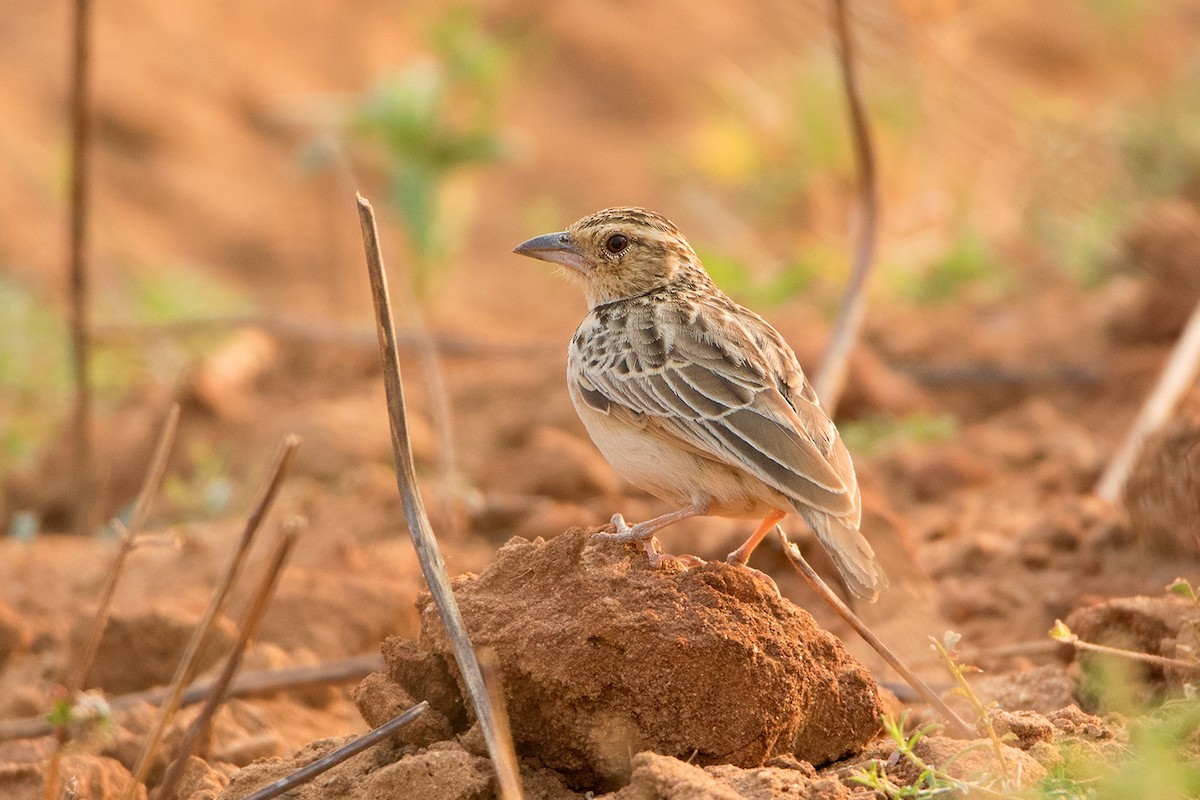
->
left=571, top=393, right=789, bottom=519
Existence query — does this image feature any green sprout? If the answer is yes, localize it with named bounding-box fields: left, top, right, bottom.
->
left=352, top=6, right=510, bottom=296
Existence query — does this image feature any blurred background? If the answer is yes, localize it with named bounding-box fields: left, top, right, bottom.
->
left=2, top=0, right=1200, bottom=777
left=3, top=0, right=1200, bottom=692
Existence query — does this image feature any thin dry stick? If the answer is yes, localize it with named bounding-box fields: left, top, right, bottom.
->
left=43, top=405, right=179, bottom=800
left=1096, top=296, right=1200, bottom=503
left=814, top=0, right=880, bottom=417
left=477, top=649, right=523, bottom=800
left=153, top=519, right=304, bottom=800
left=774, top=527, right=974, bottom=737
left=0, top=654, right=383, bottom=742
left=67, top=0, right=95, bottom=536
left=357, top=193, right=522, bottom=800
left=236, top=701, right=430, bottom=800
left=1067, top=638, right=1200, bottom=673
left=121, top=436, right=300, bottom=800
left=93, top=315, right=546, bottom=358
left=66, top=404, right=180, bottom=696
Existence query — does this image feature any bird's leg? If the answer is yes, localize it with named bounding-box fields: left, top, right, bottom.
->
left=726, top=510, right=787, bottom=566
left=725, top=510, right=788, bottom=594
left=599, top=504, right=707, bottom=568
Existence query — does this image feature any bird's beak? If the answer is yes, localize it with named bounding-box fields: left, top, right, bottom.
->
left=512, top=231, right=589, bottom=273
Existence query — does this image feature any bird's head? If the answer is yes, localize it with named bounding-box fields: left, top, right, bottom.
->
left=513, top=207, right=699, bottom=307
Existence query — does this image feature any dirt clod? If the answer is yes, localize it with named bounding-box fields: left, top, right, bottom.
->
left=492, top=427, right=620, bottom=501
left=351, top=671, right=453, bottom=746
left=1123, top=409, right=1200, bottom=554
left=0, top=754, right=146, bottom=800
left=0, top=600, right=32, bottom=667
left=75, top=607, right=236, bottom=694
left=1065, top=595, right=1200, bottom=709
left=411, top=528, right=883, bottom=786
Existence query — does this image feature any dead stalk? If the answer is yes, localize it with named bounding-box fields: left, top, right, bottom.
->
left=357, top=193, right=523, bottom=800
left=120, top=436, right=300, bottom=800
left=478, top=648, right=524, bottom=800
left=0, top=654, right=383, bottom=742
left=66, top=404, right=180, bottom=695
left=1071, top=638, right=1200, bottom=673
left=235, top=702, right=430, bottom=800
left=1096, top=296, right=1200, bottom=503
left=153, top=518, right=304, bottom=800
left=774, top=527, right=975, bottom=738
left=43, top=405, right=179, bottom=800
left=67, top=0, right=95, bottom=536
left=94, top=315, right=546, bottom=358
left=814, top=0, right=879, bottom=416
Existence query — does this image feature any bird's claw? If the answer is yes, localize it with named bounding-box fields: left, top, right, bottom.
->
left=595, top=515, right=705, bottom=571
left=724, top=554, right=781, bottom=596
left=595, top=513, right=646, bottom=542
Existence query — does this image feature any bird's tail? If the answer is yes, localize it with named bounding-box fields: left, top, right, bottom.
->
left=800, top=510, right=888, bottom=602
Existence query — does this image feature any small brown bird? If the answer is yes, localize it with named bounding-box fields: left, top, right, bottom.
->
left=513, top=207, right=887, bottom=601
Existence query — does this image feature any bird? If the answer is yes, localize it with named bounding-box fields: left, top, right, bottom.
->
left=512, top=207, right=887, bottom=601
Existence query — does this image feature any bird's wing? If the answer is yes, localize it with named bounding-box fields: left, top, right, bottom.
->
left=574, top=300, right=857, bottom=518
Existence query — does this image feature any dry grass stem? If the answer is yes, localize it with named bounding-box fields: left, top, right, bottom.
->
left=153, top=518, right=304, bottom=800
left=93, top=315, right=545, bottom=357
left=478, top=648, right=523, bottom=800
left=357, top=193, right=523, bottom=799
left=1096, top=296, right=1200, bottom=502
left=236, top=701, right=430, bottom=800
left=1067, top=637, right=1200, bottom=673
left=0, top=654, right=382, bottom=742
left=43, top=405, right=179, bottom=800
left=774, top=527, right=975, bottom=738
left=814, top=0, right=879, bottom=416
left=121, top=435, right=300, bottom=800
left=65, top=404, right=180, bottom=696
left=67, top=0, right=95, bottom=537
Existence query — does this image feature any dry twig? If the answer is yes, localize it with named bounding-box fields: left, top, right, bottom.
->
left=236, top=702, right=430, bottom=800
left=478, top=648, right=523, bottom=800
left=43, top=405, right=179, bottom=800
left=67, top=0, right=95, bottom=536
left=65, top=404, right=180, bottom=696
left=93, top=315, right=545, bottom=357
left=775, top=527, right=975, bottom=737
left=357, top=193, right=523, bottom=799
left=0, top=654, right=382, bottom=742
left=153, top=518, right=304, bottom=800
left=1096, top=296, right=1200, bottom=503
left=120, top=436, right=300, bottom=800
left=814, top=0, right=879, bottom=416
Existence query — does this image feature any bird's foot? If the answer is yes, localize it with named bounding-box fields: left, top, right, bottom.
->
left=595, top=513, right=647, bottom=543
left=596, top=515, right=705, bottom=570
left=724, top=552, right=781, bottom=596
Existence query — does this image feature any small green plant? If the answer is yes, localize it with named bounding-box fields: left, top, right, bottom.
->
left=932, top=631, right=1015, bottom=791
left=851, top=711, right=970, bottom=798
left=840, top=413, right=958, bottom=458
left=161, top=440, right=232, bottom=521
left=46, top=687, right=116, bottom=745
left=1120, top=56, right=1200, bottom=199
left=894, top=226, right=1009, bottom=306
left=696, top=247, right=822, bottom=308
left=352, top=6, right=509, bottom=296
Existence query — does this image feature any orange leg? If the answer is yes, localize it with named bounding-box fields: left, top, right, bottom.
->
left=726, top=510, right=787, bottom=566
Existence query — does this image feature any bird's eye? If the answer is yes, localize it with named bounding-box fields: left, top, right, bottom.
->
left=604, top=233, right=629, bottom=254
